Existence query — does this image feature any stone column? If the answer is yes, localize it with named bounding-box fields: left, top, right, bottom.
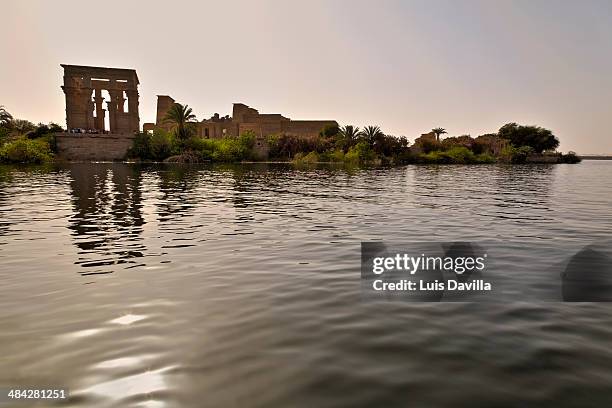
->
left=94, top=88, right=106, bottom=131
left=61, top=85, right=93, bottom=130
left=62, top=86, right=78, bottom=130
left=117, top=92, right=126, bottom=113
left=108, top=88, right=121, bottom=133
left=126, top=89, right=140, bottom=133
left=80, top=76, right=95, bottom=130
left=86, top=92, right=95, bottom=130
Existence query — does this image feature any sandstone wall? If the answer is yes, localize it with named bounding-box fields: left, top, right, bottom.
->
left=55, top=133, right=135, bottom=161
left=198, top=122, right=238, bottom=138
left=232, top=103, right=259, bottom=123
left=283, top=120, right=337, bottom=138
left=238, top=123, right=263, bottom=136
left=155, top=95, right=175, bottom=131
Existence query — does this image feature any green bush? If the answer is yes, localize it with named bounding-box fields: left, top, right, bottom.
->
left=0, top=137, right=53, bottom=163
left=344, top=149, right=359, bottom=163
left=128, top=130, right=178, bottom=161
left=443, top=146, right=475, bottom=163
left=150, top=130, right=178, bottom=160
left=267, top=133, right=281, bottom=158
left=474, top=153, right=496, bottom=164
left=293, top=151, right=319, bottom=164
left=500, top=145, right=534, bottom=163
left=0, top=127, right=10, bottom=143
left=210, top=138, right=247, bottom=162
left=39, top=133, right=57, bottom=153
left=184, top=136, right=215, bottom=161
left=180, top=131, right=255, bottom=162
left=129, top=132, right=151, bottom=159
left=315, top=149, right=345, bottom=162
left=328, top=149, right=345, bottom=162
left=345, top=141, right=377, bottom=164
left=416, top=147, right=495, bottom=164
left=237, top=131, right=256, bottom=159
left=211, top=139, right=238, bottom=162
left=418, top=150, right=445, bottom=164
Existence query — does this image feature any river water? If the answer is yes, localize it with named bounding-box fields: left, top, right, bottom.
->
left=0, top=161, right=611, bottom=407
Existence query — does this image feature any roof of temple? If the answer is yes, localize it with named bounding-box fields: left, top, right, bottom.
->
left=60, top=64, right=139, bottom=84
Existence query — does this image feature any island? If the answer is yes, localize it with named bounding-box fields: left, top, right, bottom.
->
left=0, top=64, right=580, bottom=165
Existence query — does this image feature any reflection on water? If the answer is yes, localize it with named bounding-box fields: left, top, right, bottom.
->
left=110, top=314, right=148, bottom=325
left=0, top=162, right=612, bottom=407
left=69, top=164, right=146, bottom=275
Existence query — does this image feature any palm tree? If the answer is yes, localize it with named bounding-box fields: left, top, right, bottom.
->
left=163, top=103, right=197, bottom=140
left=338, top=125, right=360, bottom=152
left=432, top=127, right=447, bottom=142
left=0, top=105, right=13, bottom=127
left=359, top=125, right=384, bottom=147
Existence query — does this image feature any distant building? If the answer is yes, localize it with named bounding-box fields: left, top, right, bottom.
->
left=143, top=96, right=337, bottom=159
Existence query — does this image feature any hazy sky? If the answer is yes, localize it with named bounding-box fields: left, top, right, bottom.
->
left=2, top=0, right=611, bottom=153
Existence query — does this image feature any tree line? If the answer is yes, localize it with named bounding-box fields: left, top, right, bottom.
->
left=0, top=103, right=579, bottom=164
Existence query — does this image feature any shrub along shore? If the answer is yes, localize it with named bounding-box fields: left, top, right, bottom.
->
left=125, top=120, right=581, bottom=165
left=0, top=104, right=580, bottom=165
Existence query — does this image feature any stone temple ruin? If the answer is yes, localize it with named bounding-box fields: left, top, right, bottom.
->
left=61, top=64, right=140, bottom=133
left=55, top=65, right=141, bottom=160
left=56, top=64, right=337, bottom=161
left=143, top=95, right=337, bottom=159
left=144, top=96, right=336, bottom=141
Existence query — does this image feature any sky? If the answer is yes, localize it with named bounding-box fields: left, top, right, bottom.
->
left=1, top=0, right=611, bottom=154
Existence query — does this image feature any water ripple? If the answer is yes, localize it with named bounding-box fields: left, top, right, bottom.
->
left=0, top=162, right=612, bottom=407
